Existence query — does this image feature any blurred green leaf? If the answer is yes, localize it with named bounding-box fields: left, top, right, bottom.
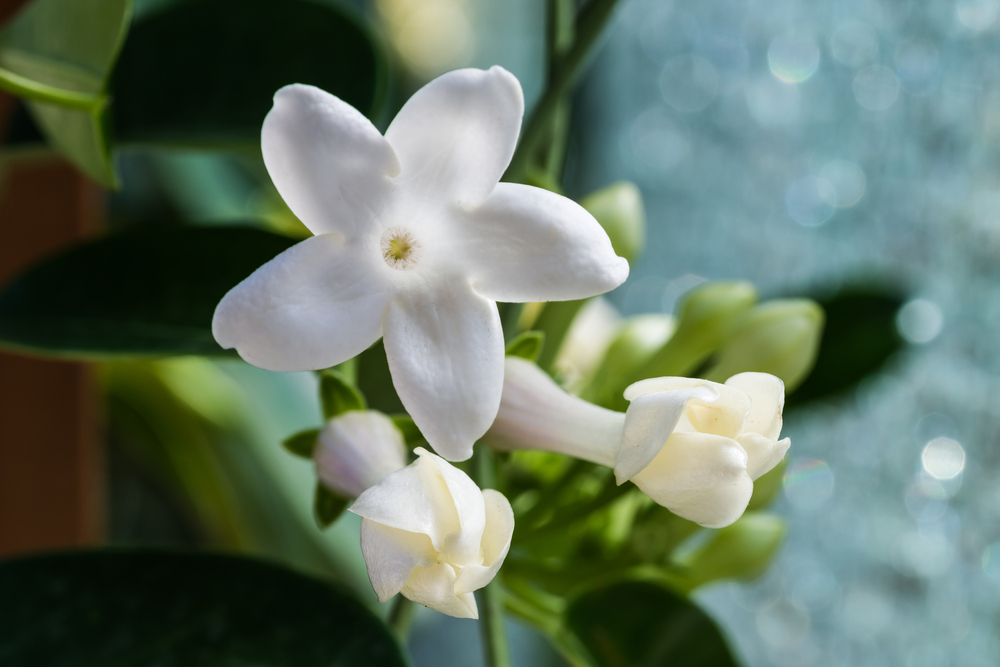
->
left=357, top=340, right=404, bottom=415
left=532, top=300, right=586, bottom=373
left=789, top=286, right=905, bottom=406
left=506, top=330, right=545, bottom=361
left=0, top=226, right=296, bottom=358
left=565, top=579, right=738, bottom=667
left=319, top=369, right=366, bottom=420
left=746, top=458, right=786, bottom=511
left=670, top=512, right=786, bottom=592
left=315, top=483, right=348, bottom=529
left=0, top=0, right=132, bottom=185
left=0, top=550, right=406, bottom=666
left=283, top=428, right=320, bottom=459
left=111, top=0, right=388, bottom=147
left=582, top=313, right=674, bottom=409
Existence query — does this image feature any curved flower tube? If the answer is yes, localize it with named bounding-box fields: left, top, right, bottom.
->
left=212, top=67, right=629, bottom=462
left=484, top=357, right=789, bottom=528
left=313, top=410, right=408, bottom=499
left=350, top=447, right=515, bottom=619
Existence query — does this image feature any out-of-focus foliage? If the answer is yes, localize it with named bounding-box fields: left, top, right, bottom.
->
left=0, top=551, right=406, bottom=666
left=0, top=0, right=131, bottom=184
left=0, top=227, right=295, bottom=357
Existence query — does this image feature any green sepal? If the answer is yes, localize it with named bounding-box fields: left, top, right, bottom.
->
left=282, top=428, right=320, bottom=459
left=319, top=370, right=366, bottom=420
left=314, top=483, right=348, bottom=529
left=390, top=414, right=426, bottom=449
left=669, top=512, right=787, bottom=592
left=747, top=457, right=787, bottom=510
left=505, top=330, right=545, bottom=361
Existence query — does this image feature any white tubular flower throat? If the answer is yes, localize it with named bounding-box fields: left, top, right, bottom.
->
left=485, top=357, right=789, bottom=528
left=349, top=448, right=514, bottom=619
left=313, top=410, right=408, bottom=499
left=212, top=67, right=629, bottom=462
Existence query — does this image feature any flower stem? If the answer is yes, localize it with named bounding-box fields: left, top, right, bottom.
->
left=505, top=0, right=624, bottom=182
left=473, top=446, right=511, bottom=667
left=0, top=66, right=103, bottom=111
left=388, top=595, right=415, bottom=641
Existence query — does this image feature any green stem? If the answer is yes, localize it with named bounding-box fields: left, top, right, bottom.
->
left=388, top=595, right=415, bottom=641
left=518, top=458, right=590, bottom=528
left=505, top=0, right=624, bottom=182
left=0, top=66, right=102, bottom=111
left=473, top=446, right=510, bottom=667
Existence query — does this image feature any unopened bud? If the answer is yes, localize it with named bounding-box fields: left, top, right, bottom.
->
left=313, top=410, right=408, bottom=499
left=670, top=512, right=786, bottom=590
left=580, top=181, right=646, bottom=263
left=703, top=299, right=824, bottom=392
left=582, top=314, right=675, bottom=409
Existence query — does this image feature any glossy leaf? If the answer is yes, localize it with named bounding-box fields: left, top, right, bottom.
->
left=506, top=330, right=545, bottom=361
left=315, top=483, right=349, bottom=528
left=789, top=286, right=905, bottom=406
left=0, top=226, right=297, bottom=358
left=0, top=550, right=406, bottom=666
left=319, top=369, right=367, bottom=420
left=0, top=0, right=132, bottom=185
left=112, top=0, right=388, bottom=146
left=283, top=428, right=320, bottom=459
left=565, top=579, right=738, bottom=667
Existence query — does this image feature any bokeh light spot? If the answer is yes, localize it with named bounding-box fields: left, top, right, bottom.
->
left=854, top=65, right=900, bottom=110
left=786, top=176, right=836, bottom=226
left=768, top=33, right=820, bottom=83
left=921, top=438, right=965, bottom=480
left=896, top=299, right=943, bottom=343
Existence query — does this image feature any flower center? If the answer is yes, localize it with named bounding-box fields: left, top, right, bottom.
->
left=380, top=227, right=420, bottom=270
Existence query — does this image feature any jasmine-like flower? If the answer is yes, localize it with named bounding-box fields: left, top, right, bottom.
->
left=313, top=410, right=408, bottom=499
left=484, top=357, right=789, bottom=528
left=212, top=67, right=628, bottom=461
left=350, top=447, right=514, bottom=619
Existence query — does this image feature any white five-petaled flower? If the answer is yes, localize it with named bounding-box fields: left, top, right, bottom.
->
left=350, top=447, right=515, bottom=619
left=212, top=66, right=629, bottom=462
left=483, top=357, right=789, bottom=528
left=313, top=410, right=408, bottom=499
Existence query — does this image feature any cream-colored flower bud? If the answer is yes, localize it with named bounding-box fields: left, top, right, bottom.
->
left=350, top=448, right=515, bottom=619
left=313, top=410, right=408, bottom=499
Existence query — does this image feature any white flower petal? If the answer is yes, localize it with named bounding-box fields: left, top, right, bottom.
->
left=616, top=385, right=720, bottom=484
left=383, top=284, right=504, bottom=461
left=738, top=433, right=791, bottom=481
left=402, top=563, right=479, bottom=619
left=350, top=451, right=460, bottom=553
left=314, top=410, right=408, bottom=498
left=624, top=377, right=750, bottom=438
left=484, top=357, right=624, bottom=467
left=423, top=449, right=486, bottom=565
left=725, top=372, right=785, bottom=440
left=385, top=66, right=523, bottom=207
left=212, top=234, right=390, bottom=372
left=453, top=183, right=629, bottom=302
left=359, top=519, right=437, bottom=603
left=454, top=489, right=514, bottom=596
left=630, top=432, right=753, bottom=528
left=262, top=84, right=400, bottom=238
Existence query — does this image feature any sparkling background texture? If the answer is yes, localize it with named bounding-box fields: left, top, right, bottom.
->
left=562, top=1, right=1000, bottom=665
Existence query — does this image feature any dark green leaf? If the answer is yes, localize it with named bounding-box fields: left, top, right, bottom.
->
left=0, top=550, right=406, bottom=666
left=0, top=226, right=297, bottom=358
left=357, top=340, right=404, bottom=414
left=505, top=330, right=545, bottom=361
left=565, top=580, right=738, bottom=667
left=315, top=483, right=348, bottom=528
left=283, top=428, right=320, bottom=459
left=390, top=414, right=427, bottom=448
left=112, top=0, right=388, bottom=146
left=788, top=285, right=905, bottom=406
left=319, top=369, right=367, bottom=420
left=0, top=0, right=132, bottom=185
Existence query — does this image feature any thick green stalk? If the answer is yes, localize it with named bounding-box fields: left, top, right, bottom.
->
left=388, top=595, right=415, bottom=641
left=505, top=0, right=624, bottom=182
left=474, top=447, right=510, bottom=667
